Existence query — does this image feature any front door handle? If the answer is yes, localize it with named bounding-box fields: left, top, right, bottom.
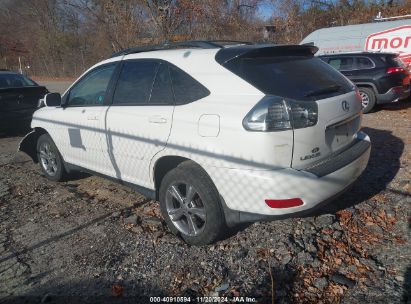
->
left=149, top=116, right=167, bottom=124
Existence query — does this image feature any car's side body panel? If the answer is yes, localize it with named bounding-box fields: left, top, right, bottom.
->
left=32, top=106, right=110, bottom=172
left=26, top=45, right=370, bottom=220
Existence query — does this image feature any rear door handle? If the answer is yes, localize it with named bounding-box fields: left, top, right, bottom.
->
left=149, top=116, right=167, bottom=124
left=87, top=115, right=99, bottom=121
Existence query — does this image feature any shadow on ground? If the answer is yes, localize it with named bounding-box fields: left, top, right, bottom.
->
left=403, top=219, right=411, bottom=303
left=1, top=279, right=166, bottom=304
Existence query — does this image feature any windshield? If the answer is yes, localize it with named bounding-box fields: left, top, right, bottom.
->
left=223, top=56, right=354, bottom=101
left=0, top=74, right=37, bottom=88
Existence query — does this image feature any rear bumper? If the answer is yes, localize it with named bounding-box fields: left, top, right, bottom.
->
left=376, top=86, right=410, bottom=104
left=208, top=132, right=371, bottom=224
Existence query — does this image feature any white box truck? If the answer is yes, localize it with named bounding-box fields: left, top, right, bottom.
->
left=301, top=18, right=411, bottom=66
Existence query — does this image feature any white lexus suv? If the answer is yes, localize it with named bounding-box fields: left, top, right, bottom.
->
left=20, top=41, right=371, bottom=245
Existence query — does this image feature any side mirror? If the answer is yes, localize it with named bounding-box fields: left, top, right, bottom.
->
left=44, top=93, right=61, bottom=107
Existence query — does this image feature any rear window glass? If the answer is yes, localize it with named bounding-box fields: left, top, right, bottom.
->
left=150, top=63, right=174, bottom=105
left=223, top=56, right=353, bottom=101
left=387, top=56, right=406, bottom=68
left=0, top=74, right=37, bottom=88
left=113, top=61, right=158, bottom=105
left=169, top=66, right=210, bottom=105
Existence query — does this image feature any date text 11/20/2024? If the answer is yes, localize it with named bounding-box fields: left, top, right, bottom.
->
left=149, top=296, right=257, bottom=302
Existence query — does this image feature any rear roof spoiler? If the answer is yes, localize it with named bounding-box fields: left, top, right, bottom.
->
left=215, top=44, right=319, bottom=64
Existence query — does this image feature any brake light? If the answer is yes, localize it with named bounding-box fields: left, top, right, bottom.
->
left=243, top=96, right=318, bottom=132
left=386, top=67, right=407, bottom=74
left=355, top=90, right=362, bottom=103
left=265, top=198, right=304, bottom=208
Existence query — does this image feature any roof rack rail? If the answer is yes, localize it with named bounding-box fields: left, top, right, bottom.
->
left=209, top=40, right=254, bottom=45
left=110, top=40, right=253, bottom=58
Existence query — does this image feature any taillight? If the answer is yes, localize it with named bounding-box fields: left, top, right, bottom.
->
left=355, top=90, right=362, bottom=103
left=242, top=96, right=318, bottom=132
left=386, top=67, right=407, bottom=74
left=265, top=198, right=304, bottom=208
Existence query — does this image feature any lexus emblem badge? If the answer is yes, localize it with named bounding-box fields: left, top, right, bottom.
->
left=342, top=100, right=350, bottom=112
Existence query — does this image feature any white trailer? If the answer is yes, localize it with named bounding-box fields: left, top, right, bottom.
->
left=301, top=18, right=411, bottom=66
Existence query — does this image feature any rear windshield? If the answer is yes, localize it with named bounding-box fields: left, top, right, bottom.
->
left=223, top=56, right=354, bottom=101
left=387, top=56, right=406, bottom=68
left=0, top=74, right=37, bottom=88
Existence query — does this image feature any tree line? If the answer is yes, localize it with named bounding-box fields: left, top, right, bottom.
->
left=0, top=0, right=409, bottom=77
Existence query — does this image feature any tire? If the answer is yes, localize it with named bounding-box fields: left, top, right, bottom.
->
left=37, top=134, right=67, bottom=182
left=159, top=161, right=225, bottom=245
left=358, top=87, right=376, bottom=114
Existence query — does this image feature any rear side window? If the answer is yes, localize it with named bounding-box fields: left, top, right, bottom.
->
left=169, top=66, right=210, bottom=105
left=328, top=57, right=354, bottom=71
left=113, top=61, right=158, bottom=105
left=0, top=74, right=37, bottom=88
left=223, top=56, right=353, bottom=101
left=150, top=63, right=174, bottom=105
left=357, top=57, right=374, bottom=69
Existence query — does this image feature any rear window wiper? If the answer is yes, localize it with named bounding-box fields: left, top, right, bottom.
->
left=304, top=84, right=341, bottom=97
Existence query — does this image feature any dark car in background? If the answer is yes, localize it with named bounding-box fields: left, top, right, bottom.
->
left=0, top=71, right=48, bottom=132
left=319, top=52, right=410, bottom=113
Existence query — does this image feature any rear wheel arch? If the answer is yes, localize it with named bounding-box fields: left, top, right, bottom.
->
left=153, top=156, right=202, bottom=200
left=356, top=83, right=377, bottom=94
left=157, top=158, right=226, bottom=245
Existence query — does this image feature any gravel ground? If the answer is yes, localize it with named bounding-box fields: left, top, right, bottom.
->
left=0, top=100, right=410, bottom=304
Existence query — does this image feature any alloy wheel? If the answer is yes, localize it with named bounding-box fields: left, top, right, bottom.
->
left=165, top=183, right=206, bottom=236
left=360, top=91, right=370, bottom=108
left=39, top=142, right=58, bottom=176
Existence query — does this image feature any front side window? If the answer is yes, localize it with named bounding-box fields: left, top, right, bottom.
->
left=113, top=61, right=159, bottom=105
left=68, top=64, right=116, bottom=106
left=328, top=57, right=354, bottom=71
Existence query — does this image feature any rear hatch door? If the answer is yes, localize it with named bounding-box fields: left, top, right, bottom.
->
left=217, top=45, right=362, bottom=169
left=292, top=91, right=362, bottom=169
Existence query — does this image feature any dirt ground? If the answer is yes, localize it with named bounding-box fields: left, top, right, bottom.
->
left=0, top=97, right=410, bottom=303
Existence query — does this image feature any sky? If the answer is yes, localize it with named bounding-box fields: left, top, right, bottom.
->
left=257, top=2, right=275, bottom=20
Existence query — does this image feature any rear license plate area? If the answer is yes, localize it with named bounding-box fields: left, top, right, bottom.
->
left=334, top=124, right=350, bottom=146
left=326, top=116, right=360, bottom=150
